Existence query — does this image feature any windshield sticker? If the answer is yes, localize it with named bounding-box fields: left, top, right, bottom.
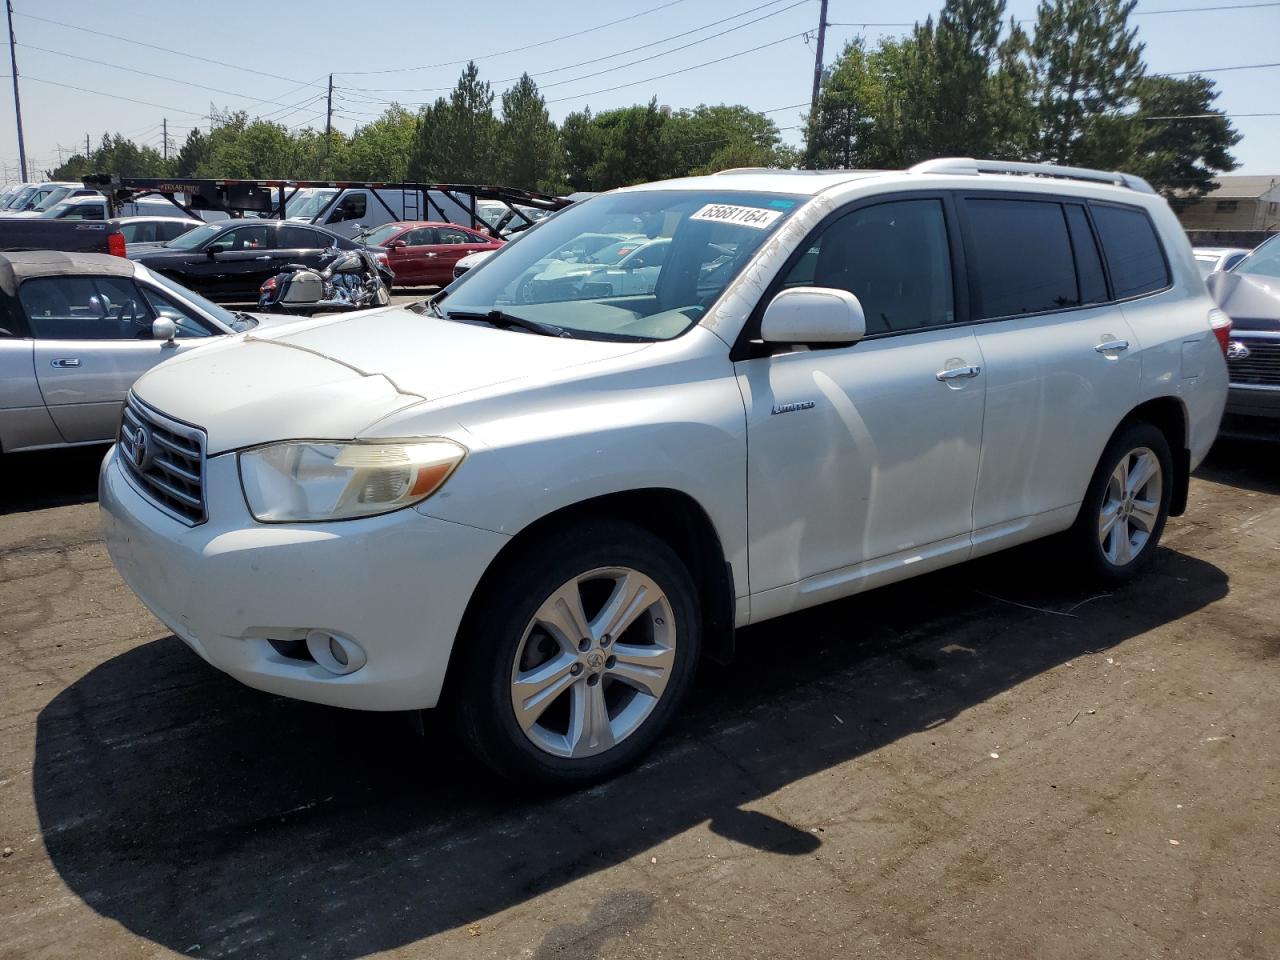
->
left=690, top=203, right=783, bottom=230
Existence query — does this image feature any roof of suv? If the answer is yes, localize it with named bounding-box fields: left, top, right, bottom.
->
left=622, top=158, right=1157, bottom=199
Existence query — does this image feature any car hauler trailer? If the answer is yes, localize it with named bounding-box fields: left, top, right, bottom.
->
left=81, top=176, right=572, bottom=239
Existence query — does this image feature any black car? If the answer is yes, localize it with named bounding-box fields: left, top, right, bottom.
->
left=127, top=220, right=383, bottom=301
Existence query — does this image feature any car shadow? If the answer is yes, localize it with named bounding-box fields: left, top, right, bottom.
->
left=0, top=445, right=108, bottom=515
left=32, top=541, right=1228, bottom=958
left=1195, top=436, right=1280, bottom=497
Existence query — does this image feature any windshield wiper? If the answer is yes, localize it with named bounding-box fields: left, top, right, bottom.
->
left=445, top=309, right=573, bottom=339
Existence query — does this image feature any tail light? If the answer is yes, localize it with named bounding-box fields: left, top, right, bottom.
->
left=107, top=231, right=126, bottom=258
left=261, top=276, right=278, bottom=293
left=1209, top=308, right=1232, bottom=358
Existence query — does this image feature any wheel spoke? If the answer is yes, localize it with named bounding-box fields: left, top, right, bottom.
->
left=1111, top=456, right=1129, bottom=500
left=1126, top=452, right=1158, bottom=497
left=534, top=581, right=592, bottom=651
left=1112, top=518, right=1133, bottom=564
left=567, top=679, right=614, bottom=757
left=591, top=570, right=659, bottom=642
left=1098, top=505, right=1120, bottom=542
left=1130, top=497, right=1159, bottom=533
left=609, top=642, right=675, bottom=698
left=511, top=654, right=578, bottom=731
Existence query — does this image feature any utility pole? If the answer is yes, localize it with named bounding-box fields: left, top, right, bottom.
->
left=809, top=0, right=829, bottom=124
left=163, top=117, right=168, bottom=160
left=85, top=133, right=90, bottom=157
left=6, top=0, right=27, bottom=182
left=325, top=73, right=333, bottom=142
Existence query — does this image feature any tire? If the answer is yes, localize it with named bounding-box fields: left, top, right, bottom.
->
left=450, top=520, right=702, bottom=788
left=1067, top=421, right=1174, bottom=584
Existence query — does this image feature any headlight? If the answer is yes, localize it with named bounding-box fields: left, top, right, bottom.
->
left=239, top=439, right=466, bottom=522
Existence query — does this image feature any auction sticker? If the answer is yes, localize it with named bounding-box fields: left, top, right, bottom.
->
left=690, top=203, right=783, bottom=229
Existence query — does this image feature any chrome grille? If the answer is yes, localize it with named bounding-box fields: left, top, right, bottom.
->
left=118, top=394, right=207, bottom=525
left=1227, top=337, right=1280, bottom=387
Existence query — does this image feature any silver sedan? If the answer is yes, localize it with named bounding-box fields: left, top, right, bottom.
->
left=0, top=251, right=293, bottom=453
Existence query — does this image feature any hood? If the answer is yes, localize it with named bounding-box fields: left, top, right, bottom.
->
left=1208, top=270, right=1280, bottom=332
left=132, top=305, right=649, bottom=454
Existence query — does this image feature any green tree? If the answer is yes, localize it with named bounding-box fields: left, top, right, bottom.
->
left=496, top=74, right=564, bottom=193
left=561, top=108, right=603, bottom=191
left=173, top=129, right=211, bottom=177
left=1024, top=0, right=1145, bottom=167
left=1130, top=74, right=1239, bottom=197
left=662, top=105, right=786, bottom=175
left=408, top=62, right=498, bottom=182
left=343, top=105, right=417, bottom=180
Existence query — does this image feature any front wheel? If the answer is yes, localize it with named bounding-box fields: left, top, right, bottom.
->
left=1068, top=421, right=1173, bottom=584
left=450, top=521, right=701, bottom=788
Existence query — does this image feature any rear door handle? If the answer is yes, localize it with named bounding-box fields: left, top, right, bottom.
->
left=1095, top=339, right=1130, bottom=353
left=936, top=364, right=981, bottom=381
left=254, top=255, right=273, bottom=260
left=50, top=358, right=81, bottom=368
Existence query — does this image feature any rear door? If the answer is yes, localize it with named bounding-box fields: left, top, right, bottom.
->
left=181, top=223, right=275, bottom=299
left=961, top=195, right=1142, bottom=545
left=0, top=303, right=61, bottom=452
left=279, top=226, right=334, bottom=276
left=20, top=274, right=215, bottom=443
left=430, top=226, right=482, bottom=283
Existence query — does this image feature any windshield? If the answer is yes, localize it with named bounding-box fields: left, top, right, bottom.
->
left=444, top=190, right=802, bottom=340
left=3, top=186, right=37, bottom=210
left=164, top=222, right=224, bottom=251
left=285, top=189, right=339, bottom=220
left=1234, top=236, right=1280, bottom=280
left=33, top=187, right=74, bottom=211
left=146, top=269, right=249, bottom=330
left=362, top=223, right=403, bottom=246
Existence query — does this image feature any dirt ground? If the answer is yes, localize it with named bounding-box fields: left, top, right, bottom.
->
left=0, top=438, right=1277, bottom=960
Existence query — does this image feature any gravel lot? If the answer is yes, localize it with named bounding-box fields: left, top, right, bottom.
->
left=0, top=437, right=1277, bottom=960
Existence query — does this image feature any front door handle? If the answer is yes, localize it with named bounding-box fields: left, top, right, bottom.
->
left=50, top=358, right=81, bottom=368
left=1095, top=339, right=1130, bottom=353
left=254, top=255, right=273, bottom=260
left=936, top=364, right=981, bottom=381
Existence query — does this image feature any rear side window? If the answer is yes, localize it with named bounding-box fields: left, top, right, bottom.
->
left=965, top=198, right=1078, bottom=319
left=1091, top=204, right=1170, bottom=298
left=280, top=226, right=326, bottom=248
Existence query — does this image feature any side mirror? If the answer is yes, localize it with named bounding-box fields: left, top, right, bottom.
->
left=760, top=287, right=866, bottom=347
left=206, top=243, right=229, bottom=257
left=386, top=239, right=407, bottom=249
left=152, top=317, right=177, bottom=344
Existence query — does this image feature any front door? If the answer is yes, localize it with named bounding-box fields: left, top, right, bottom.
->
left=737, top=196, right=986, bottom=618
left=429, top=226, right=483, bottom=284
left=185, top=223, right=276, bottom=300
left=18, top=274, right=208, bottom=443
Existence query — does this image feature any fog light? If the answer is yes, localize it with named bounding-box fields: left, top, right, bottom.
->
left=304, top=629, right=366, bottom=675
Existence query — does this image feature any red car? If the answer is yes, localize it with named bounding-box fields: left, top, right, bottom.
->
left=362, top=221, right=502, bottom=286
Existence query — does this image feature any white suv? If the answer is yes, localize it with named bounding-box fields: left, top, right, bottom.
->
left=100, top=159, right=1229, bottom=786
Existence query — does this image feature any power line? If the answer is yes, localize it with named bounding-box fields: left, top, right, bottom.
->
left=16, top=42, right=325, bottom=110
left=1155, top=61, right=1280, bottom=75
left=14, top=73, right=208, bottom=116
left=1143, top=111, right=1280, bottom=119
left=546, top=30, right=810, bottom=104
left=12, top=11, right=323, bottom=89
left=337, top=0, right=691, bottom=76
left=1133, top=1, right=1280, bottom=13
left=346, top=0, right=805, bottom=94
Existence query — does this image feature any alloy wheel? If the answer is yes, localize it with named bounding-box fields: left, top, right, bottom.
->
left=1098, top=446, right=1163, bottom=566
left=509, top=566, right=677, bottom=759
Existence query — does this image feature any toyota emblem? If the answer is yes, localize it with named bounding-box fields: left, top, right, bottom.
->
left=131, top=426, right=152, bottom=470
left=1226, top=340, right=1251, bottom=360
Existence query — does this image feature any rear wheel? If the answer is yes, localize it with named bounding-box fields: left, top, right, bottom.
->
left=1068, top=422, right=1173, bottom=584
left=451, top=521, right=701, bottom=788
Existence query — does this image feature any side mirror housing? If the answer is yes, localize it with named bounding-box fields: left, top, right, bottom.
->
left=386, top=239, right=407, bottom=249
left=206, top=243, right=229, bottom=258
left=152, top=317, right=177, bottom=344
left=760, top=287, right=866, bottom=346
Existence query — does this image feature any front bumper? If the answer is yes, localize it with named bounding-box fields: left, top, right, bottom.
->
left=99, top=446, right=508, bottom=710
left=1225, top=383, right=1280, bottom=420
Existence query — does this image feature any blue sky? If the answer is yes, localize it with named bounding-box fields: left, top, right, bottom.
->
left=1, top=0, right=1276, bottom=182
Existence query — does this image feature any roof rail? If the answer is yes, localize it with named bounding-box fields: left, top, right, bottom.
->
left=908, top=157, right=1155, bottom=194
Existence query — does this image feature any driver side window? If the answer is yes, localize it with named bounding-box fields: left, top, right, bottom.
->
left=219, top=225, right=270, bottom=250
left=19, top=276, right=154, bottom=340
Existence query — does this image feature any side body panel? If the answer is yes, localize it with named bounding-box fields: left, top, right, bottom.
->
left=0, top=338, right=62, bottom=451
